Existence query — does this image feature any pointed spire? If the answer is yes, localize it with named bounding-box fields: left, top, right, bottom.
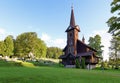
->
left=70, top=6, right=75, bottom=27
left=82, top=36, right=85, bottom=43
left=65, top=6, right=80, bottom=32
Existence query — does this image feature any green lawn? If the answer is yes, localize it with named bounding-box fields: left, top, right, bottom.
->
left=0, top=66, right=120, bottom=83
left=0, top=60, right=120, bottom=83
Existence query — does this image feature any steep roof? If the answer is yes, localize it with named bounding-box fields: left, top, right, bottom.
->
left=76, top=51, right=94, bottom=57
left=63, top=39, right=97, bottom=53
left=70, top=7, right=75, bottom=27
left=77, top=51, right=101, bottom=58
left=77, top=40, right=97, bottom=52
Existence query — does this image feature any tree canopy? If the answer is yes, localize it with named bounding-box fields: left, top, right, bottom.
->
left=46, top=47, right=63, bottom=59
left=0, top=35, right=14, bottom=56
left=4, top=35, right=14, bottom=56
left=109, top=36, right=120, bottom=69
left=14, top=32, right=47, bottom=58
left=107, top=0, right=120, bottom=36
left=0, top=32, right=64, bottom=59
left=0, top=41, right=6, bottom=56
left=88, top=34, right=104, bottom=57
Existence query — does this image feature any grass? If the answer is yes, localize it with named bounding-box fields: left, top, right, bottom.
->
left=0, top=60, right=35, bottom=68
left=0, top=67, right=120, bottom=83
left=0, top=60, right=120, bottom=83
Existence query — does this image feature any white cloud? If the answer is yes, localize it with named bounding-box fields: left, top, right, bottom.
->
left=0, top=28, right=6, bottom=35
left=0, top=28, right=14, bottom=40
left=89, top=29, right=112, bottom=61
left=41, top=33, right=51, bottom=41
left=0, top=28, right=7, bottom=40
left=41, top=33, right=66, bottom=48
left=52, top=38, right=66, bottom=48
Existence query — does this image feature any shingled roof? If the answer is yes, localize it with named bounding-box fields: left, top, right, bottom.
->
left=77, top=40, right=97, bottom=52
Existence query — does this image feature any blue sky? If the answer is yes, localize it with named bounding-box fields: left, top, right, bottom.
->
left=0, top=0, right=113, bottom=60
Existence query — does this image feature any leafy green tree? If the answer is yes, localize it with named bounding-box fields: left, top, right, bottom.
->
left=14, top=32, right=46, bottom=58
left=33, top=38, right=47, bottom=58
left=88, top=34, right=104, bottom=57
left=107, top=0, right=120, bottom=36
left=46, top=47, right=63, bottom=59
left=0, top=41, right=6, bottom=56
left=109, top=36, right=120, bottom=69
left=4, top=35, right=14, bottom=56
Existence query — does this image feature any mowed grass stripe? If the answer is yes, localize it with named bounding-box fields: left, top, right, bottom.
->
left=0, top=67, right=120, bottom=83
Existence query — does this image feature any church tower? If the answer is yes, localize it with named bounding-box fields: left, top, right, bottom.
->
left=65, top=7, right=80, bottom=56
left=59, top=7, right=99, bottom=68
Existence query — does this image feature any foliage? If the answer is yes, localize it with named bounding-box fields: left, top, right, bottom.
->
left=0, top=35, right=14, bottom=57
left=81, top=57, right=86, bottom=69
left=109, top=58, right=120, bottom=69
left=14, top=32, right=47, bottom=58
left=0, top=41, right=6, bottom=56
left=107, top=0, right=120, bottom=36
left=46, top=47, right=63, bottom=59
left=0, top=32, right=63, bottom=59
left=4, top=35, right=14, bottom=56
left=107, top=0, right=120, bottom=69
left=75, top=58, right=80, bottom=68
left=30, top=60, right=59, bottom=67
left=100, top=60, right=110, bottom=70
left=88, top=34, right=104, bottom=57
left=109, top=36, right=120, bottom=69
left=33, top=38, right=47, bottom=58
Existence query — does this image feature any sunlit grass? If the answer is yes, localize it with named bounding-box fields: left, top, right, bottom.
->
left=0, top=66, right=120, bottom=83
left=0, top=60, right=35, bottom=68
left=0, top=60, right=120, bottom=83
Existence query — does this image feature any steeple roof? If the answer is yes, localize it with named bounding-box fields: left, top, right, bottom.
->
left=70, top=6, right=75, bottom=27
left=82, top=36, right=85, bottom=43
left=65, top=7, right=80, bottom=32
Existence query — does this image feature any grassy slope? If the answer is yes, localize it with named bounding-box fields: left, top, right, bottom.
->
left=0, top=66, right=120, bottom=83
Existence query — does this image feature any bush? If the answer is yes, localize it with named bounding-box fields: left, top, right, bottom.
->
left=75, top=58, right=80, bottom=68
left=81, top=58, right=85, bottom=69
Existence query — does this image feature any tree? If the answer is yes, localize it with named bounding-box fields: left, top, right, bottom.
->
left=0, top=41, right=6, bottom=56
left=4, top=35, right=14, bottom=56
left=46, top=47, right=63, bottom=59
left=88, top=34, right=104, bottom=57
left=107, top=0, right=120, bottom=36
left=109, top=36, right=120, bottom=69
left=14, top=32, right=47, bottom=58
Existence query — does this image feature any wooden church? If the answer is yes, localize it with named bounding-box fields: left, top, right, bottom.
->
left=59, top=7, right=99, bottom=69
